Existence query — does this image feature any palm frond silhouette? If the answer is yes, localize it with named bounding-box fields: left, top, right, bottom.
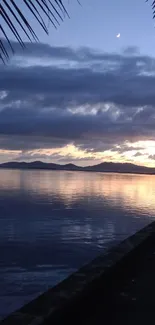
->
left=0, top=1, right=153, bottom=63
left=0, top=0, right=74, bottom=62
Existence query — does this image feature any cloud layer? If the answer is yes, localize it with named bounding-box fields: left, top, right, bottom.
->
left=1, top=42, right=155, bottom=165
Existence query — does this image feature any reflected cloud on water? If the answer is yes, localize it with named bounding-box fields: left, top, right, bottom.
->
left=0, top=169, right=155, bottom=318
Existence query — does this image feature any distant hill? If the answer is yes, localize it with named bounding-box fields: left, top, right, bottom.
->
left=83, top=162, right=155, bottom=174
left=0, top=161, right=81, bottom=171
left=0, top=161, right=155, bottom=175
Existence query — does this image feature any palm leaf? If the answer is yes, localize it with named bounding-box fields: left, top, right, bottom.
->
left=0, top=0, right=71, bottom=62
left=0, top=1, right=153, bottom=63
left=152, top=0, right=155, bottom=17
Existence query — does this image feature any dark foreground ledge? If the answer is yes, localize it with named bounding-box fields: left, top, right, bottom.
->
left=1, top=221, right=155, bottom=325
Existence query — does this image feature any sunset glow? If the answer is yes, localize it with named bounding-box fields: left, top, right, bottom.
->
left=0, top=1, right=155, bottom=169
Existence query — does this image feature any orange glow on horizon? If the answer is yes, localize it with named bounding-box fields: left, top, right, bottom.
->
left=0, top=141, right=155, bottom=168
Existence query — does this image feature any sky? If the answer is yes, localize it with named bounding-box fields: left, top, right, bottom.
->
left=1, top=0, right=155, bottom=166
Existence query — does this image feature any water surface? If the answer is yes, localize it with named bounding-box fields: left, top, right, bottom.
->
left=0, top=169, right=155, bottom=318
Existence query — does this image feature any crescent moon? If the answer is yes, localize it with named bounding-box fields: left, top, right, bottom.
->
left=116, top=33, right=120, bottom=38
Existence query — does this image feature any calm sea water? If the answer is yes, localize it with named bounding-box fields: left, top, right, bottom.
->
left=0, top=169, right=155, bottom=318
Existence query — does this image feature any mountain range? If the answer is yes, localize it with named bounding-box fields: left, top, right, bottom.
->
left=0, top=161, right=155, bottom=175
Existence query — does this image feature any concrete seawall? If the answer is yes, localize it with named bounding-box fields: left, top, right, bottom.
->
left=1, top=221, right=155, bottom=324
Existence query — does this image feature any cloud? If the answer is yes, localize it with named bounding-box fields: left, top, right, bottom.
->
left=134, top=152, right=143, bottom=157
left=1, top=42, right=155, bottom=165
left=2, top=56, right=155, bottom=109
left=123, top=46, right=140, bottom=56
left=149, top=155, right=155, bottom=160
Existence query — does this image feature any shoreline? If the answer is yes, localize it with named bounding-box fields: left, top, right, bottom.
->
left=0, top=166, right=155, bottom=176
left=1, top=221, right=155, bottom=324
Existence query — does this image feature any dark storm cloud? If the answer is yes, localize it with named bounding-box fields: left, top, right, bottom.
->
left=1, top=42, right=155, bottom=153
left=1, top=46, right=155, bottom=109
left=0, top=135, right=69, bottom=151
left=1, top=40, right=138, bottom=62
left=0, top=104, right=154, bottom=153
